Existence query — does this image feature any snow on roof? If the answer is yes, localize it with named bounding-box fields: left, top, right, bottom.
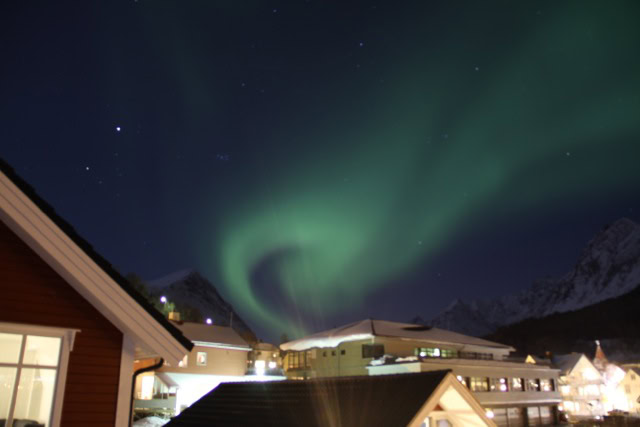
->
left=173, top=322, right=250, bottom=350
left=280, top=319, right=515, bottom=352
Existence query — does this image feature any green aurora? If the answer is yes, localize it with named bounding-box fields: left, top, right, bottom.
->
left=208, top=3, right=640, bottom=336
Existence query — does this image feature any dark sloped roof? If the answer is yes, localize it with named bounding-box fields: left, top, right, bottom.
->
left=0, top=158, right=193, bottom=352
left=166, top=370, right=451, bottom=427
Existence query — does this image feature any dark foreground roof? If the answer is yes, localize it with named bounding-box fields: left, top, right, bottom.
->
left=167, top=370, right=451, bottom=427
left=0, top=158, right=193, bottom=352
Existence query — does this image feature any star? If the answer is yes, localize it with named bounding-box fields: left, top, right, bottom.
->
left=116, top=126, right=121, bottom=132
left=474, top=66, right=480, bottom=71
left=85, top=166, right=90, bottom=171
left=566, top=152, right=571, bottom=157
left=359, top=42, right=364, bottom=47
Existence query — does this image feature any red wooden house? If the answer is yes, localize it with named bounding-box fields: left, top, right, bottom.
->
left=0, top=158, right=193, bottom=427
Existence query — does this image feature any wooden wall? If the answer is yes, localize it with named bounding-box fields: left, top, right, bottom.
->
left=0, top=219, right=123, bottom=427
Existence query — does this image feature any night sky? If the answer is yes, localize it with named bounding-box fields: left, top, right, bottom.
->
left=2, top=1, right=639, bottom=342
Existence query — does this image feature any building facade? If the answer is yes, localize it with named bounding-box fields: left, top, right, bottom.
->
left=0, top=158, right=192, bottom=427
left=134, top=321, right=252, bottom=416
left=281, top=319, right=561, bottom=426
left=550, top=353, right=605, bottom=419
left=617, top=367, right=640, bottom=415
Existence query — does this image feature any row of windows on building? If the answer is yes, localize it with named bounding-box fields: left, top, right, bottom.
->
left=286, top=344, right=501, bottom=370
left=457, top=375, right=555, bottom=393
left=171, top=351, right=208, bottom=368
left=414, top=347, right=494, bottom=360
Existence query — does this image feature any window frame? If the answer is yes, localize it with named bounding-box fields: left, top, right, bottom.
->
left=0, top=322, right=78, bottom=427
left=196, top=351, right=207, bottom=366
left=362, top=344, right=384, bottom=359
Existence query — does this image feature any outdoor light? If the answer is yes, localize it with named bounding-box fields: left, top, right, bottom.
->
left=268, top=361, right=277, bottom=369
left=206, top=318, right=212, bottom=325
left=485, top=410, right=494, bottom=419
left=255, top=360, right=265, bottom=376
left=160, top=296, right=167, bottom=303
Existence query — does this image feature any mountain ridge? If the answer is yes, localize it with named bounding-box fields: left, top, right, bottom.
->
left=146, top=270, right=258, bottom=343
left=429, top=218, right=640, bottom=336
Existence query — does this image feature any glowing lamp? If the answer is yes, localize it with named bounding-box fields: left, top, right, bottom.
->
left=160, top=296, right=167, bottom=303
left=255, top=360, right=265, bottom=376
left=268, top=361, right=277, bottom=369
left=206, top=318, right=212, bottom=325
left=485, top=410, right=494, bottom=419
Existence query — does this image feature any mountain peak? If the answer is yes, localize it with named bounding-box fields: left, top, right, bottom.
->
left=147, top=269, right=197, bottom=289
left=430, top=218, right=640, bottom=336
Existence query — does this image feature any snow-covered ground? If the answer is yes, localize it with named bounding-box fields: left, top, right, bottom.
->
left=133, top=416, right=170, bottom=427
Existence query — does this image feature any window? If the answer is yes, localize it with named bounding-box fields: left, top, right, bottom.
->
left=0, top=323, right=76, bottom=427
left=526, top=378, right=541, bottom=392
left=415, top=347, right=458, bottom=358
left=511, top=378, right=524, bottom=391
left=341, top=349, right=345, bottom=355
left=287, top=351, right=311, bottom=369
left=323, top=351, right=327, bottom=357
left=490, top=377, right=509, bottom=392
left=540, top=378, right=554, bottom=392
left=178, top=355, right=188, bottom=368
left=362, top=344, right=384, bottom=359
left=196, top=352, right=207, bottom=366
left=469, top=377, right=489, bottom=392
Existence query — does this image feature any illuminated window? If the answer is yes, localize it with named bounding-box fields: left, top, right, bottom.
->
left=362, top=344, right=384, bottom=358
left=490, top=377, right=509, bottom=392
left=526, top=378, right=541, bottom=392
left=511, top=378, right=524, bottom=391
left=469, top=377, right=489, bottom=392
left=0, top=324, right=76, bottom=427
left=196, top=352, right=207, bottom=366
left=540, top=379, right=554, bottom=392
left=287, top=351, right=311, bottom=369
left=414, top=347, right=458, bottom=358
left=140, top=375, right=155, bottom=400
left=178, top=355, right=188, bottom=368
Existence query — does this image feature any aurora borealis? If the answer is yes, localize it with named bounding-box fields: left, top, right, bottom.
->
left=2, top=1, right=640, bottom=340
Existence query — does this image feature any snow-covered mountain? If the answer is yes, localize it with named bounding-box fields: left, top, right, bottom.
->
left=430, top=218, right=640, bottom=336
left=147, top=270, right=257, bottom=342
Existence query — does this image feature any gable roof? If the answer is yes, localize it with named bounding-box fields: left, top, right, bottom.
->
left=166, top=370, right=494, bottom=427
left=0, top=158, right=193, bottom=364
left=551, top=353, right=588, bottom=375
left=626, top=367, right=640, bottom=377
left=281, top=319, right=514, bottom=352
left=173, top=322, right=250, bottom=350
